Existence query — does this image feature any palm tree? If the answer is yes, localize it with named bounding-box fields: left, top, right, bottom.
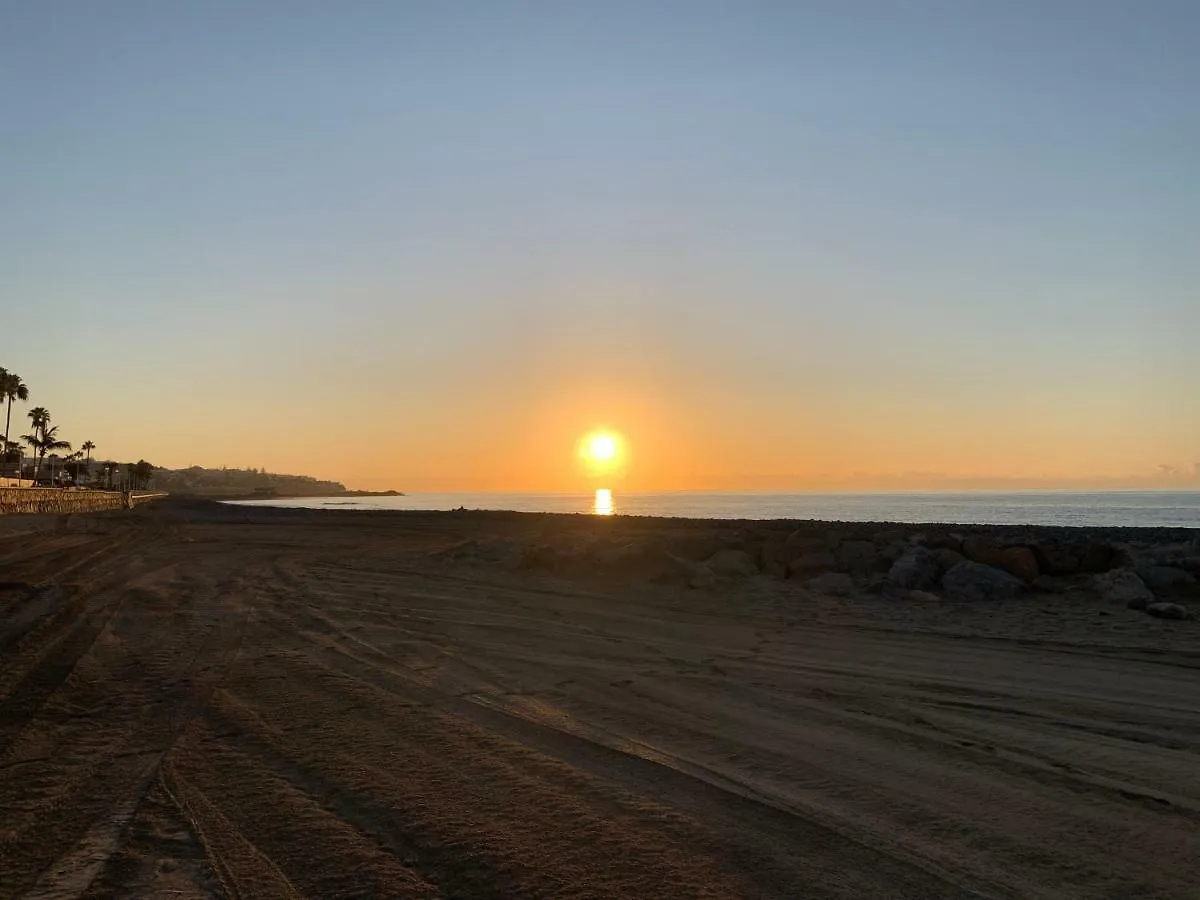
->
left=81, top=441, right=96, bottom=484
left=132, top=460, right=155, bottom=490
left=27, top=407, right=49, bottom=435
left=1, top=370, right=29, bottom=477
left=1, top=440, right=21, bottom=477
left=24, top=407, right=50, bottom=480
left=23, top=421, right=70, bottom=485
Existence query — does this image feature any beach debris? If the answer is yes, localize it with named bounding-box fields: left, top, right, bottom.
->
left=942, top=561, right=1022, bottom=602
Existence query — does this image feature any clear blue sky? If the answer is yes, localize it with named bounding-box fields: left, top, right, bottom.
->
left=2, top=2, right=1197, bottom=488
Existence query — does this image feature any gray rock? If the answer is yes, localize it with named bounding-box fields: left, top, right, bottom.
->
left=1137, top=566, right=1196, bottom=590
left=762, top=557, right=788, bottom=578
left=590, top=540, right=673, bottom=580
left=942, top=561, right=1022, bottom=602
left=961, top=535, right=998, bottom=563
left=1093, top=569, right=1154, bottom=607
left=1031, top=545, right=1081, bottom=576
left=1081, top=542, right=1132, bottom=573
left=1145, top=602, right=1190, bottom=620
left=887, top=547, right=940, bottom=590
left=924, top=533, right=964, bottom=552
left=665, top=536, right=725, bottom=561
left=932, top=548, right=966, bottom=573
left=787, top=550, right=837, bottom=577
left=706, top=548, right=759, bottom=577
left=804, top=572, right=856, bottom=596
left=836, top=539, right=879, bottom=573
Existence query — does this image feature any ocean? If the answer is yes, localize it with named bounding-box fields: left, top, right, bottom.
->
left=229, top=490, right=1200, bottom=529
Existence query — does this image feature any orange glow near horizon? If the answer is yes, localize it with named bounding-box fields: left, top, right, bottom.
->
left=52, top=349, right=1198, bottom=494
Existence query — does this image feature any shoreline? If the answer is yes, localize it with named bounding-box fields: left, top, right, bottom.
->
left=219, top=497, right=1200, bottom=532
left=217, top=492, right=1200, bottom=533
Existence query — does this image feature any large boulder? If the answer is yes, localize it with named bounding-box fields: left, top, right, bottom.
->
left=591, top=540, right=673, bottom=580
left=1081, top=542, right=1131, bottom=573
left=924, top=533, right=964, bottom=552
left=804, top=572, right=856, bottom=596
left=961, top=536, right=998, bottom=563
left=942, top=561, right=1022, bottom=602
left=962, top=541, right=1039, bottom=582
left=932, top=548, right=966, bottom=573
left=758, top=536, right=790, bottom=575
left=1136, top=566, right=1196, bottom=591
left=788, top=550, right=837, bottom=578
left=887, top=547, right=940, bottom=590
left=836, top=539, right=879, bottom=573
left=992, top=547, right=1040, bottom=583
left=664, top=535, right=727, bottom=562
left=1030, top=544, right=1081, bottom=576
left=705, top=548, right=759, bottom=578
left=1092, top=569, right=1154, bottom=609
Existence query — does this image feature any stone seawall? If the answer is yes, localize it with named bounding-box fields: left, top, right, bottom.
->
left=0, top=489, right=167, bottom=515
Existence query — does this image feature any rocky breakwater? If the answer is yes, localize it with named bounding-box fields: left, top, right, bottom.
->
left=0, top=488, right=167, bottom=515
left=430, top=516, right=1200, bottom=624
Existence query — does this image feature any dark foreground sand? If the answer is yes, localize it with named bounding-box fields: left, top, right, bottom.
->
left=1, top=501, right=1197, bottom=899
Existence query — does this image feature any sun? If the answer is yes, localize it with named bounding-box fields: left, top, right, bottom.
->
left=579, top=430, right=623, bottom=471
left=587, top=433, right=617, bottom=462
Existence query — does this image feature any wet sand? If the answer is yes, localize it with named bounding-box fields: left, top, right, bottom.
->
left=1, top=500, right=1198, bottom=898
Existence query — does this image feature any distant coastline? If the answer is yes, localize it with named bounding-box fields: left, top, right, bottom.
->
left=189, top=488, right=404, bottom=502
left=148, top=465, right=402, bottom=501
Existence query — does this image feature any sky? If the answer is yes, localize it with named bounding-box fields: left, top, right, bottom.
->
left=2, top=1, right=1197, bottom=491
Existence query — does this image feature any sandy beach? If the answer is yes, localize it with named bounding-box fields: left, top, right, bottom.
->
left=1, top=500, right=1198, bottom=899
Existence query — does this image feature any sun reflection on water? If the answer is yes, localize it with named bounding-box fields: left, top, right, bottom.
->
left=593, top=488, right=614, bottom=516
